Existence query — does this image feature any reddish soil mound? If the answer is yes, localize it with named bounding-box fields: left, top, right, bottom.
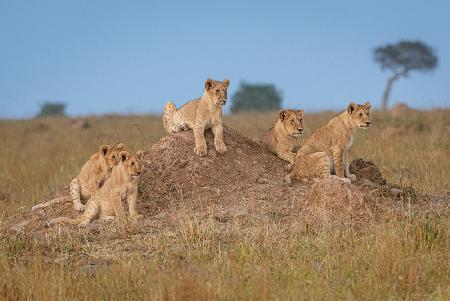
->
left=350, top=158, right=386, bottom=186
left=391, top=103, right=418, bottom=118
left=2, top=126, right=425, bottom=234
left=138, top=126, right=307, bottom=222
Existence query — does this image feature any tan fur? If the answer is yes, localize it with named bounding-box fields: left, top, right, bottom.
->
left=287, top=102, right=372, bottom=183
left=163, top=78, right=230, bottom=156
left=260, top=109, right=304, bottom=164
left=70, top=143, right=125, bottom=211
left=50, top=150, right=144, bottom=227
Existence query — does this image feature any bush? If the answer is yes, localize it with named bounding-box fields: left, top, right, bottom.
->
left=37, top=102, right=66, bottom=117
left=231, top=82, right=282, bottom=113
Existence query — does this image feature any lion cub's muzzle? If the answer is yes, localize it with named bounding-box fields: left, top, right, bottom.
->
left=293, top=128, right=303, bottom=136
left=216, top=99, right=227, bottom=106
left=362, top=121, right=371, bottom=128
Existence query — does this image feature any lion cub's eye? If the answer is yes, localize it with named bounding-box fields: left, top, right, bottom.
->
left=216, top=89, right=220, bottom=94
left=359, top=113, right=363, bottom=117
left=131, top=162, right=135, bottom=165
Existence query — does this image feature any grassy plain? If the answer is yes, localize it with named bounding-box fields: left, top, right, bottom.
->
left=0, top=110, right=449, bottom=300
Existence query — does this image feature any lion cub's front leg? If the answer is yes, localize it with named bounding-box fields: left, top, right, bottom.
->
left=331, top=146, right=345, bottom=178
left=79, top=200, right=100, bottom=226
left=193, top=125, right=207, bottom=156
left=112, top=191, right=127, bottom=222
left=212, top=121, right=227, bottom=154
left=343, top=149, right=356, bottom=181
left=277, top=147, right=296, bottom=164
left=277, top=149, right=295, bottom=171
left=127, top=188, right=142, bottom=220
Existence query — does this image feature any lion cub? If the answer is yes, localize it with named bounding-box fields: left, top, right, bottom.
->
left=70, top=143, right=125, bottom=211
left=163, top=78, right=230, bottom=156
left=260, top=109, right=304, bottom=164
left=49, top=150, right=144, bottom=227
left=287, top=102, right=371, bottom=183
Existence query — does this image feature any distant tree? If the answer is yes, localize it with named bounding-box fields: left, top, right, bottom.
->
left=373, top=40, right=437, bottom=111
left=37, top=101, right=67, bottom=117
left=231, top=82, right=282, bottom=113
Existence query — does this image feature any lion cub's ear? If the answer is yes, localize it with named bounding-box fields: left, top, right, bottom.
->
left=222, top=79, right=230, bottom=88
left=119, top=150, right=130, bottom=162
left=279, top=109, right=289, bottom=120
left=297, top=109, right=304, bottom=116
left=99, top=145, right=111, bottom=156
left=115, top=143, right=125, bottom=151
left=347, top=102, right=357, bottom=114
left=205, top=79, right=215, bottom=91
left=363, top=101, right=371, bottom=110
left=135, top=150, right=144, bottom=160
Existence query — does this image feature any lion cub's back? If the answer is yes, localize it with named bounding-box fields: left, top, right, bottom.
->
left=260, top=127, right=277, bottom=154
left=78, top=153, right=103, bottom=181
left=300, top=124, right=333, bottom=154
left=173, top=98, right=201, bottom=127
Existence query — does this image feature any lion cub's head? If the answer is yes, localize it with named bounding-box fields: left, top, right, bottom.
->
left=119, top=150, right=144, bottom=178
left=100, top=143, right=126, bottom=169
left=98, top=144, right=117, bottom=169
left=279, top=109, right=304, bottom=137
left=347, top=102, right=372, bottom=129
left=205, top=78, right=230, bottom=106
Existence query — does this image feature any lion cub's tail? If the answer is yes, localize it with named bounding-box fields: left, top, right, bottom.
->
left=48, top=216, right=82, bottom=227
left=163, top=101, right=177, bottom=133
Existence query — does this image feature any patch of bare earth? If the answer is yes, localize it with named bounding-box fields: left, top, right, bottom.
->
left=1, top=126, right=447, bottom=261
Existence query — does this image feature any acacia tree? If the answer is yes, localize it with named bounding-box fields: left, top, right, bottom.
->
left=373, top=40, right=437, bottom=111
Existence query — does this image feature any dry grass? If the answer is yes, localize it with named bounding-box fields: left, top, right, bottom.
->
left=0, top=110, right=449, bottom=300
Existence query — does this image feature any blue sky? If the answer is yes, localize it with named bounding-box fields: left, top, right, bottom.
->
left=0, top=0, right=449, bottom=118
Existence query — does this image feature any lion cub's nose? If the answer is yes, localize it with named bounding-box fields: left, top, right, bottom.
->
left=298, top=128, right=303, bottom=132
left=366, top=121, right=371, bottom=125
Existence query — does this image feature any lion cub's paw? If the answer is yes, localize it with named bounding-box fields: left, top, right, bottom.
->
left=283, top=174, right=292, bottom=185
left=194, top=145, right=207, bottom=156
left=339, top=177, right=351, bottom=184
left=214, top=141, right=227, bottom=155
left=348, top=173, right=356, bottom=181
left=74, top=203, right=86, bottom=212
left=131, top=214, right=144, bottom=220
left=79, top=221, right=90, bottom=227
left=329, top=175, right=350, bottom=184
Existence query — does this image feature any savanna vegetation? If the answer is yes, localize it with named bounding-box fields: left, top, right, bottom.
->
left=230, top=82, right=282, bottom=113
left=0, top=109, right=449, bottom=300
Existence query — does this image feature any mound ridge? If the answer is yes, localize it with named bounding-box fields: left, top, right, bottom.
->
left=3, top=126, right=426, bottom=235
